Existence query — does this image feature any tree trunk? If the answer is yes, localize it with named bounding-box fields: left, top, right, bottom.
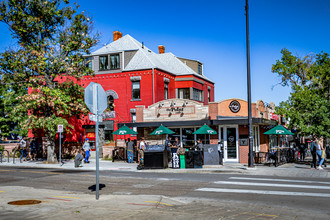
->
left=46, top=134, right=57, bottom=164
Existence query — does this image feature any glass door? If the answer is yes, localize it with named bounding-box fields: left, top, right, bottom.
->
left=219, top=125, right=239, bottom=162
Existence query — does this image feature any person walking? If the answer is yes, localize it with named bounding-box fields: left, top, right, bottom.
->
left=82, top=138, right=91, bottom=163
left=126, top=138, right=135, bottom=163
left=29, top=138, right=37, bottom=161
left=310, top=138, right=317, bottom=169
left=19, top=137, right=27, bottom=162
left=316, top=138, right=324, bottom=170
left=138, top=137, right=146, bottom=166
left=165, top=136, right=172, bottom=167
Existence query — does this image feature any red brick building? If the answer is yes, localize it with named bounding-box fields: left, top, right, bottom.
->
left=62, top=31, right=215, bottom=146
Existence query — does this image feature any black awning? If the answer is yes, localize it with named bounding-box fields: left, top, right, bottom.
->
left=213, top=116, right=277, bottom=125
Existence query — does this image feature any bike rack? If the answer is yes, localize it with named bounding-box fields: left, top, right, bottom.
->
left=0, top=150, right=10, bottom=163
left=13, top=149, right=20, bottom=164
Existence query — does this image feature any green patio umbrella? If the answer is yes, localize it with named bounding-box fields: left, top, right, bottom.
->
left=193, top=124, right=217, bottom=135
left=113, top=125, right=138, bottom=135
left=150, top=125, right=175, bottom=135
left=264, top=125, right=294, bottom=150
left=193, top=124, right=217, bottom=144
left=150, top=125, right=175, bottom=145
left=264, top=125, right=294, bottom=135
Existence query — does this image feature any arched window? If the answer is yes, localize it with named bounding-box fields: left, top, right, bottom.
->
left=107, top=95, right=115, bottom=111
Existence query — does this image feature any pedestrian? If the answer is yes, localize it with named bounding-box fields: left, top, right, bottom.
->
left=126, top=138, right=135, bottom=163
left=138, top=137, right=146, bottom=166
left=19, top=137, right=27, bottom=162
left=299, top=143, right=306, bottom=162
left=74, top=152, right=84, bottom=168
left=29, top=137, right=37, bottom=161
left=310, top=138, right=317, bottom=169
left=173, top=137, right=181, bottom=148
left=316, top=138, right=324, bottom=170
left=165, top=136, right=172, bottom=166
left=82, top=138, right=91, bottom=163
left=193, top=139, right=203, bottom=151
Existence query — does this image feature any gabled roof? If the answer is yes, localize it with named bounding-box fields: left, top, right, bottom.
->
left=91, top=34, right=214, bottom=83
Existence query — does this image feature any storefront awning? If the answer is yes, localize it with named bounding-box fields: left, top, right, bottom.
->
left=213, top=116, right=277, bottom=125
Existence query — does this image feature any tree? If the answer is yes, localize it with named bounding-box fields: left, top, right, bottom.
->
left=272, top=49, right=330, bottom=138
left=0, top=0, right=98, bottom=163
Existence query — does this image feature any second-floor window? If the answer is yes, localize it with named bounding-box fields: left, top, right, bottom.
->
left=164, top=82, right=169, bottom=99
left=178, top=88, right=190, bottom=99
left=99, top=56, right=108, bottom=70
left=132, top=81, right=140, bottom=100
left=193, top=88, right=203, bottom=102
left=208, top=89, right=210, bottom=102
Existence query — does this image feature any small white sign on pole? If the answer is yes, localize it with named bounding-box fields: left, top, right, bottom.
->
left=57, top=124, right=63, bottom=133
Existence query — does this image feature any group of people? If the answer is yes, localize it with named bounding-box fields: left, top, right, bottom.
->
left=310, top=138, right=327, bottom=170
left=18, top=137, right=38, bottom=162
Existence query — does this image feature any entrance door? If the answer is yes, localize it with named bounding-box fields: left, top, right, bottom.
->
left=219, top=126, right=239, bottom=162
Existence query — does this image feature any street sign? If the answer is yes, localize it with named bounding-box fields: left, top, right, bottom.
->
left=57, top=124, right=63, bottom=133
left=84, top=82, right=107, bottom=115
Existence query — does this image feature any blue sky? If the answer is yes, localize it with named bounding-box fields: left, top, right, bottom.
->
left=1, top=0, right=330, bottom=105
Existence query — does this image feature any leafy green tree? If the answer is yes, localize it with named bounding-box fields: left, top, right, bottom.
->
left=272, top=49, right=330, bottom=138
left=0, top=0, right=98, bottom=163
left=0, top=80, right=28, bottom=139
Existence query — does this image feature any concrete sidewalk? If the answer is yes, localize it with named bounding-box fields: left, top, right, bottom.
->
left=1, top=157, right=330, bottom=178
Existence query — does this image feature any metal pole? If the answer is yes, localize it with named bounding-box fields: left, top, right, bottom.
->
left=245, top=0, right=254, bottom=167
left=93, top=84, right=100, bottom=200
left=59, top=132, right=62, bottom=166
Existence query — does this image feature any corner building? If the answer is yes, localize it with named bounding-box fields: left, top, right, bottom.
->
left=72, top=31, right=215, bottom=144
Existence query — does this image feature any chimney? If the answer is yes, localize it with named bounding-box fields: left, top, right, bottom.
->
left=113, top=31, right=122, bottom=41
left=158, top=45, right=165, bottom=54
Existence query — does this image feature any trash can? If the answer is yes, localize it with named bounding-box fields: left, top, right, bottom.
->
left=185, top=151, right=194, bottom=168
left=144, top=145, right=167, bottom=169
left=193, top=151, right=203, bottom=168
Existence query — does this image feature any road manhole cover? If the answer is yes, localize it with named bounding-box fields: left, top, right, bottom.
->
left=8, top=200, right=42, bottom=205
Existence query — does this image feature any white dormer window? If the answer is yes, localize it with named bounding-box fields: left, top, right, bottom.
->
left=110, top=54, right=120, bottom=69
left=99, top=56, right=108, bottom=70
left=99, top=54, right=120, bottom=71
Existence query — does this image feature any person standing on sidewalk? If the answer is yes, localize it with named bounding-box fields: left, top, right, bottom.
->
left=138, top=137, right=146, bottom=166
left=82, top=138, right=91, bottom=163
left=316, top=138, right=324, bottom=170
left=310, top=138, right=317, bottom=169
left=126, top=138, right=135, bottom=163
left=29, top=138, right=37, bottom=161
left=19, top=137, right=27, bottom=162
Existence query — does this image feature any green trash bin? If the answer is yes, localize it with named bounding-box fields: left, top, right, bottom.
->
left=179, top=155, right=185, bottom=169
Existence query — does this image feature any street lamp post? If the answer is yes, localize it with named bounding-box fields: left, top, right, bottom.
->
left=245, top=0, right=254, bottom=167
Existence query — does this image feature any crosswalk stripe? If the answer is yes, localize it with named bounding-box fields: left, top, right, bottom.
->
left=214, top=181, right=330, bottom=190
left=229, top=177, right=330, bottom=185
left=196, top=188, right=330, bottom=198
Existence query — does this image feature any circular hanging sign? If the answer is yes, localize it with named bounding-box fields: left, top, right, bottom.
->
left=229, top=100, right=240, bottom=113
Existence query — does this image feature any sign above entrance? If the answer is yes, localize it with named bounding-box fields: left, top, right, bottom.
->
left=229, top=100, right=240, bottom=113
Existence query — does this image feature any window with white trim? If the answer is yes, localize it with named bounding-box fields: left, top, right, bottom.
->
left=253, top=126, right=260, bottom=152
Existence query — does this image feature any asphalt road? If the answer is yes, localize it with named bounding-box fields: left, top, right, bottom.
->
left=1, top=167, right=330, bottom=219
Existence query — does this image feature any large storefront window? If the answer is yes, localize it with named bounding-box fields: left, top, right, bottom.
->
left=196, top=134, right=210, bottom=144
left=269, top=135, right=278, bottom=150
left=182, top=128, right=195, bottom=147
